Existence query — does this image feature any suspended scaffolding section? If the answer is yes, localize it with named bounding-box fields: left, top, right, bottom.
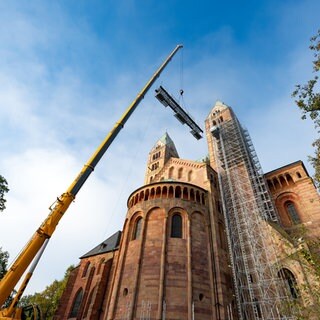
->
left=155, top=85, right=203, bottom=140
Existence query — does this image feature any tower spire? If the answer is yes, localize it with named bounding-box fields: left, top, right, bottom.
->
left=144, top=132, right=179, bottom=184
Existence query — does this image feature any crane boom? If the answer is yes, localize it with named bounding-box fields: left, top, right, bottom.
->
left=0, top=44, right=183, bottom=309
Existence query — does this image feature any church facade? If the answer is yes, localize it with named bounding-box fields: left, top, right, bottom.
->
left=55, top=102, right=320, bottom=320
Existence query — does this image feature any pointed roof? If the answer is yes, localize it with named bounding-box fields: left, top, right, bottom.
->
left=207, top=100, right=230, bottom=118
left=152, top=132, right=179, bottom=157
left=80, top=231, right=121, bottom=259
left=158, top=132, right=175, bottom=146
left=214, top=100, right=229, bottom=110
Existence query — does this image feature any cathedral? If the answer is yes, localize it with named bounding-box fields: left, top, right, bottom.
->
left=55, top=102, right=320, bottom=320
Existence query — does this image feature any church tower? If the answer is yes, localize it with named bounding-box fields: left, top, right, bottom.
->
left=144, top=132, right=179, bottom=184
left=101, top=132, right=234, bottom=320
left=205, top=101, right=292, bottom=319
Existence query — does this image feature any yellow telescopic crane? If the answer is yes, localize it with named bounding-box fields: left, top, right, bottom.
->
left=0, top=44, right=183, bottom=320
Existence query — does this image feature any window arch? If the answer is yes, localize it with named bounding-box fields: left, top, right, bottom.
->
left=285, top=201, right=300, bottom=224
left=97, top=258, right=105, bottom=275
left=82, top=262, right=90, bottom=278
left=273, top=177, right=280, bottom=189
left=83, top=286, right=96, bottom=318
left=171, top=214, right=182, bottom=238
left=286, top=173, right=294, bottom=185
left=279, top=175, right=286, bottom=187
left=178, top=168, right=183, bottom=179
left=278, top=268, right=299, bottom=299
left=162, top=186, right=168, bottom=198
left=169, top=166, right=174, bottom=179
left=132, top=217, right=142, bottom=240
left=69, top=288, right=83, bottom=318
left=190, top=189, right=195, bottom=201
left=168, top=186, right=174, bottom=198
left=175, top=186, right=181, bottom=198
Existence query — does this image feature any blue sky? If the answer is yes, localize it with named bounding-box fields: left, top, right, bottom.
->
left=0, top=1, right=319, bottom=294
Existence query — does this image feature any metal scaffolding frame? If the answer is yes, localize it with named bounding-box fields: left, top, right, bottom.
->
left=210, top=112, right=296, bottom=319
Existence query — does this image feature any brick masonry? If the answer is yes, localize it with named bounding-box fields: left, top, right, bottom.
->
left=55, top=104, right=319, bottom=320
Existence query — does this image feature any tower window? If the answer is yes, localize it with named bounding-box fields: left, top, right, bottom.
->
left=171, top=214, right=182, bottom=238
left=152, top=151, right=161, bottom=161
left=285, top=201, right=300, bottom=224
left=132, top=217, right=142, bottom=240
left=69, top=288, right=83, bottom=318
left=151, top=162, right=159, bottom=171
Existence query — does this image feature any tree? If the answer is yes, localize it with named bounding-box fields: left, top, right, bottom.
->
left=0, top=247, right=9, bottom=280
left=19, top=265, right=74, bottom=320
left=0, top=175, right=9, bottom=212
left=292, top=29, right=320, bottom=188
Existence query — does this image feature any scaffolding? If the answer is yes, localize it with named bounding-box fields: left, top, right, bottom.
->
left=210, top=110, right=296, bottom=319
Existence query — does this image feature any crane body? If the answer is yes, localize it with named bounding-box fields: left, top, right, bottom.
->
left=0, top=44, right=183, bottom=319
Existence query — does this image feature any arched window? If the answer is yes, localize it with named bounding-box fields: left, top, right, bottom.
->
left=175, top=186, right=181, bottom=198
left=69, top=288, right=83, bottom=318
left=286, top=173, right=294, bottom=185
left=171, top=214, right=182, bottom=238
left=168, top=186, right=174, bottom=198
left=188, top=170, right=193, bottom=182
left=83, top=286, right=96, bottom=318
left=278, top=268, right=299, bottom=299
left=273, top=178, right=280, bottom=189
left=285, top=201, right=300, bottom=224
left=82, top=262, right=90, bottom=278
left=155, top=186, right=161, bottom=198
left=97, top=258, right=105, bottom=275
left=183, top=187, right=188, bottom=200
left=169, top=167, right=174, bottom=179
left=279, top=176, right=286, bottom=187
left=196, top=191, right=200, bottom=203
left=132, top=217, right=142, bottom=240
left=162, top=186, right=168, bottom=198
left=178, top=168, right=183, bottom=179
left=190, top=189, right=195, bottom=201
